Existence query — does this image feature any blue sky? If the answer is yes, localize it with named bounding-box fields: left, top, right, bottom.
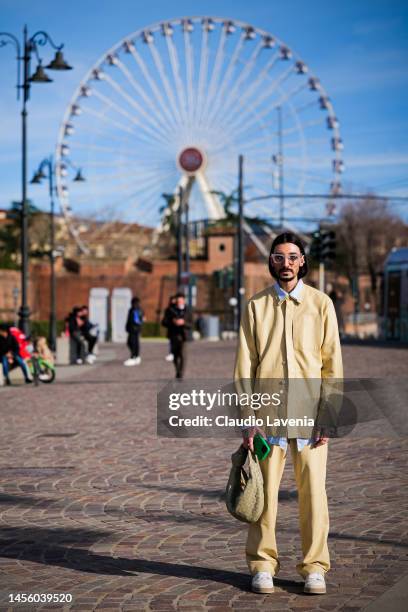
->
left=1, top=0, right=407, bottom=224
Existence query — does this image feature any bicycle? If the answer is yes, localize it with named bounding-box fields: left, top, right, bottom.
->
left=26, top=353, right=56, bottom=386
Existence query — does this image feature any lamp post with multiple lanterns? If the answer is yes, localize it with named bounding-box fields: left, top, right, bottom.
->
left=30, top=157, right=84, bottom=350
left=0, top=26, right=72, bottom=335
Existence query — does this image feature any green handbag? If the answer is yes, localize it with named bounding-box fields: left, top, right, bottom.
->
left=225, top=445, right=264, bottom=523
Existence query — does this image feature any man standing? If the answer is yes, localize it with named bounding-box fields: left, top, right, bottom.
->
left=234, top=232, right=343, bottom=595
left=124, top=297, right=144, bottom=366
left=163, top=292, right=190, bottom=379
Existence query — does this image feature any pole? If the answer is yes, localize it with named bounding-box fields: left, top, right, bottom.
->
left=318, top=262, right=325, bottom=293
left=177, top=186, right=183, bottom=289
left=233, top=223, right=239, bottom=332
left=184, top=199, right=192, bottom=309
left=18, top=25, right=30, bottom=335
left=184, top=200, right=193, bottom=340
left=237, top=154, right=244, bottom=326
left=278, top=105, right=284, bottom=228
left=48, top=158, right=57, bottom=351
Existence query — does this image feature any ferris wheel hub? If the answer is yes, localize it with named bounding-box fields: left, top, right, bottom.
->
left=178, top=147, right=206, bottom=175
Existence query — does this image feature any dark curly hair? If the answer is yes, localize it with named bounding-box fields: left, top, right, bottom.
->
left=269, top=232, right=308, bottom=280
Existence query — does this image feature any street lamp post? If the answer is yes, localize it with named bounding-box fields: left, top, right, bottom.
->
left=0, top=26, right=72, bottom=335
left=177, top=186, right=184, bottom=289
left=237, top=154, right=245, bottom=327
left=31, top=157, right=84, bottom=351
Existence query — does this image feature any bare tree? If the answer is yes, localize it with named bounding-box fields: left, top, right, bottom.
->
left=336, top=196, right=408, bottom=302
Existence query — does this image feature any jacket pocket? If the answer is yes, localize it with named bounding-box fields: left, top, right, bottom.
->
left=292, top=315, right=320, bottom=352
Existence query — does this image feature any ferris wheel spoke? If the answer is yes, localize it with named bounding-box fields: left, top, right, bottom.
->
left=80, top=105, right=139, bottom=138
left=207, top=38, right=264, bottom=129
left=114, top=58, right=174, bottom=133
left=85, top=166, right=174, bottom=183
left=291, top=99, right=318, bottom=116
left=283, top=116, right=326, bottom=135
left=148, top=43, right=184, bottom=126
left=195, top=27, right=209, bottom=125
left=245, top=80, right=309, bottom=129
left=127, top=44, right=178, bottom=128
left=102, top=71, right=171, bottom=137
left=205, top=32, right=245, bottom=126
left=224, top=95, right=303, bottom=145
left=70, top=141, right=144, bottom=158
left=73, top=169, right=177, bottom=206
left=83, top=159, right=148, bottom=168
left=286, top=167, right=333, bottom=183
left=218, top=64, right=298, bottom=135
left=165, top=35, right=189, bottom=126
left=199, top=25, right=229, bottom=126
left=184, top=28, right=195, bottom=124
left=90, top=88, right=174, bottom=147
left=211, top=45, right=278, bottom=127
left=71, top=121, right=135, bottom=147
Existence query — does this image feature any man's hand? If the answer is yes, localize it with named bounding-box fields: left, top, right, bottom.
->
left=174, top=318, right=185, bottom=326
left=242, top=426, right=266, bottom=452
left=313, top=431, right=329, bottom=447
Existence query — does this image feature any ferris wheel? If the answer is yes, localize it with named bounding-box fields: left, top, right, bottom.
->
left=55, top=16, right=344, bottom=252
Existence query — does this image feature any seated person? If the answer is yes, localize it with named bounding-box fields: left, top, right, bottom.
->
left=35, top=336, right=54, bottom=365
left=78, top=305, right=99, bottom=364
left=67, top=306, right=87, bottom=364
left=0, top=324, right=31, bottom=385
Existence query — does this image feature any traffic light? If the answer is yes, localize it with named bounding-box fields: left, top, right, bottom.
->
left=213, top=270, right=224, bottom=289
left=321, top=229, right=336, bottom=261
left=309, top=230, right=322, bottom=262
left=309, top=228, right=336, bottom=263
left=213, top=267, right=234, bottom=289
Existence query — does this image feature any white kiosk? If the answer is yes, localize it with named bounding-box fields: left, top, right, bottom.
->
left=89, top=288, right=109, bottom=341
left=112, top=288, right=132, bottom=343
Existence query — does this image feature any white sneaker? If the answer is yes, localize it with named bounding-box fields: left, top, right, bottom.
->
left=165, top=353, right=174, bottom=362
left=76, top=358, right=83, bottom=365
left=134, top=356, right=141, bottom=365
left=123, top=358, right=137, bottom=366
left=304, top=572, right=326, bottom=594
left=251, top=571, right=274, bottom=594
left=86, top=354, right=96, bottom=364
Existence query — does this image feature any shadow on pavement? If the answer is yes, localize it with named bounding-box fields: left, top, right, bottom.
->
left=0, top=526, right=252, bottom=588
left=0, top=524, right=403, bottom=594
left=341, top=338, right=408, bottom=349
left=0, top=492, right=60, bottom=508
left=329, top=531, right=408, bottom=549
left=0, top=531, right=305, bottom=594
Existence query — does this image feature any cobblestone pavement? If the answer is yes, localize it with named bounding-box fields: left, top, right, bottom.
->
left=0, top=340, right=407, bottom=611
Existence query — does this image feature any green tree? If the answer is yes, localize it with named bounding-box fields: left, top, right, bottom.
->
left=210, top=189, right=269, bottom=228
left=0, top=200, right=50, bottom=269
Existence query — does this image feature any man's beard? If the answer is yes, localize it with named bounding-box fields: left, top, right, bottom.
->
left=278, top=269, right=295, bottom=280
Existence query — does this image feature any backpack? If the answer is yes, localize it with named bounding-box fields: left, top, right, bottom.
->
left=133, top=308, right=143, bottom=326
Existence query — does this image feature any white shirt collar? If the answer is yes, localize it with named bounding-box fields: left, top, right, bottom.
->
left=273, top=278, right=304, bottom=303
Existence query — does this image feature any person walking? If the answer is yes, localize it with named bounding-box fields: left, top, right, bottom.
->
left=124, top=297, right=144, bottom=366
left=162, top=295, right=176, bottom=362
left=0, top=324, right=32, bottom=385
left=164, top=292, right=190, bottom=379
left=234, top=232, right=343, bottom=596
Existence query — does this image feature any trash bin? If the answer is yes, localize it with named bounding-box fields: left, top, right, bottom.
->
left=201, top=315, right=220, bottom=341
